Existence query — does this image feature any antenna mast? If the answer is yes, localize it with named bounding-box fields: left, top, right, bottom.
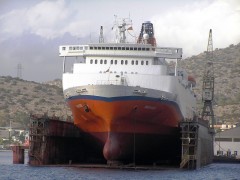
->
left=113, top=15, right=132, bottom=43
left=99, top=26, right=104, bottom=43
left=201, top=29, right=215, bottom=128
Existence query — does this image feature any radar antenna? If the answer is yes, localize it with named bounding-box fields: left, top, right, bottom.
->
left=137, top=21, right=156, bottom=46
left=201, top=29, right=215, bottom=128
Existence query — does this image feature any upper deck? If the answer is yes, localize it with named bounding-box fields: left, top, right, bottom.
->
left=59, top=43, right=182, bottom=59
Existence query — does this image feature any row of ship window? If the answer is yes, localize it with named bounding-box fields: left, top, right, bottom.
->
left=89, top=46, right=150, bottom=51
left=62, top=46, right=151, bottom=51
left=62, top=46, right=87, bottom=51
left=90, top=59, right=149, bottom=65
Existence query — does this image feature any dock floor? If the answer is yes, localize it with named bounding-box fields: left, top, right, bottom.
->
left=29, top=163, right=180, bottom=170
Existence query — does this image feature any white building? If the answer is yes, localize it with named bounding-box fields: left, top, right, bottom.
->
left=212, top=123, right=237, bottom=132
left=214, top=126, right=240, bottom=159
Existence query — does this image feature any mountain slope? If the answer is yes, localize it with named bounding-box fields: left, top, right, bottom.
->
left=0, top=77, right=69, bottom=129
left=180, top=43, right=240, bottom=124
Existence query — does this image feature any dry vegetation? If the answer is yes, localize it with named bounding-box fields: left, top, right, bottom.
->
left=0, top=77, right=70, bottom=129
left=180, top=43, right=240, bottom=124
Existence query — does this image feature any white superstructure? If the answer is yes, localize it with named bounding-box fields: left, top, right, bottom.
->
left=59, top=19, right=197, bottom=120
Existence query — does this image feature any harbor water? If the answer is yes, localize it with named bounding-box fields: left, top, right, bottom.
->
left=1, top=151, right=240, bottom=180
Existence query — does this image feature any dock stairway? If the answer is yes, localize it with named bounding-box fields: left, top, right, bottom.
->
left=180, top=121, right=199, bottom=169
left=29, top=114, right=47, bottom=165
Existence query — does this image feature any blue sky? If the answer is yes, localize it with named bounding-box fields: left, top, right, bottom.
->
left=0, top=0, right=239, bottom=82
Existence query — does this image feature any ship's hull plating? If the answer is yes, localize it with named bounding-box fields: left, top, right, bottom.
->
left=66, top=93, right=183, bottom=164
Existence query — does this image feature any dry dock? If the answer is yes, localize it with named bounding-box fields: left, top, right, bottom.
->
left=180, top=119, right=214, bottom=169
left=18, top=115, right=214, bottom=169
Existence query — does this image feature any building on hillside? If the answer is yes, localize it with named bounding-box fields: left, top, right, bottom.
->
left=213, top=123, right=237, bottom=132
left=0, top=130, right=10, bottom=140
left=214, top=126, right=240, bottom=159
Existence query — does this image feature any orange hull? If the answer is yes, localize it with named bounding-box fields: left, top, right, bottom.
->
left=68, top=96, right=182, bottom=133
left=67, top=95, right=182, bottom=163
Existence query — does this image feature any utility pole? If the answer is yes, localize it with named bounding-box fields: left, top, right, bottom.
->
left=17, top=63, right=23, bottom=79
left=201, top=29, right=215, bottom=128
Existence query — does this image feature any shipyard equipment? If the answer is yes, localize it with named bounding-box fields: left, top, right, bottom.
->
left=201, top=29, right=215, bottom=127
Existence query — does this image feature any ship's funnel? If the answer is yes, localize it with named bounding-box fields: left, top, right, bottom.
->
left=137, top=21, right=156, bottom=46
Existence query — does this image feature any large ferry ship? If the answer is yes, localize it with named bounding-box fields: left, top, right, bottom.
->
left=59, top=17, right=197, bottom=164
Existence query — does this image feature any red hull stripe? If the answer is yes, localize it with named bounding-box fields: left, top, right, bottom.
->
left=68, top=95, right=175, bottom=104
left=66, top=95, right=183, bottom=120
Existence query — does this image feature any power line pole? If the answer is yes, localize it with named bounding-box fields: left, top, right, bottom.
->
left=17, top=63, right=23, bottom=79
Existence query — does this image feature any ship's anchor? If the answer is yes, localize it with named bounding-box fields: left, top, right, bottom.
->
left=83, top=105, right=90, bottom=113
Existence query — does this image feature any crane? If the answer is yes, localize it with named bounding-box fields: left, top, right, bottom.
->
left=201, top=29, right=215, bottom=128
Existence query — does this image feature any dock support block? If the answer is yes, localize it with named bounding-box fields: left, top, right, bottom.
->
left=12, top=145, right=25, bottom=164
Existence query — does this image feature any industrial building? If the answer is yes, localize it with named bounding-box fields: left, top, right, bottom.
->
left=214, top=126, right=240, bottom=159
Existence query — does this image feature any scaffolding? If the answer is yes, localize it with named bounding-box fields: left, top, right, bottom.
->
left=180, top=121, right=199, bottom=169
left=28, top=114, right=47, bottom=165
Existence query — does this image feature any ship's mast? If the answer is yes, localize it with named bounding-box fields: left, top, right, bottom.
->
left=99, top=26, right=104, bottom=43
left=201, top=29, right=215, bottom=127
left=113, top=15, right=132, bottom=43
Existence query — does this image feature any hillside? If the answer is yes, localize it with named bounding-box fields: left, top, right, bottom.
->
left=180, top=43, right=240, bottom=124
left=0, top=77, right=70, bottom=129
left=0, top=42, right=239, bottom=128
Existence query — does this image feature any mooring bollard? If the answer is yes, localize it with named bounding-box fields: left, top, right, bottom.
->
left=12, top=145, right=25, bottom=164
